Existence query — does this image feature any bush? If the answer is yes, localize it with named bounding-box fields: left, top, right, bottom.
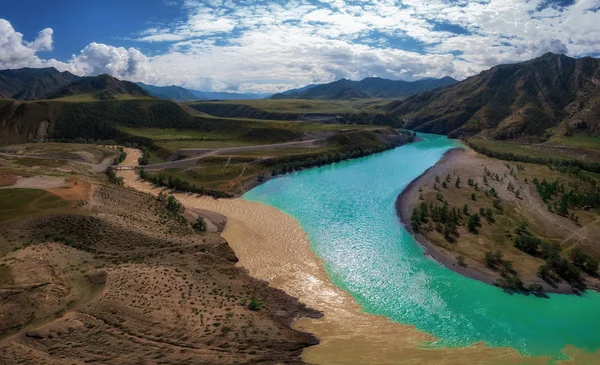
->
left=193, top=217, right=207, bottom=233
left=514, top=235, right=541, bottom=255
left=247, top=297, right=263, bottom=311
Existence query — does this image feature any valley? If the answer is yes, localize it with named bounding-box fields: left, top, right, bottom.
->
left=0, top=51, right=600, bottom=364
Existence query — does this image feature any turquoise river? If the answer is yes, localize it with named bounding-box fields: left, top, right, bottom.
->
left=243, top=133, right=600, bottom=360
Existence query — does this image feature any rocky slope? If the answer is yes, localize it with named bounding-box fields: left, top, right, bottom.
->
left=388, top=53, right=600, bottom=140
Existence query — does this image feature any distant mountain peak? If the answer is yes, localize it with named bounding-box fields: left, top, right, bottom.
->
left=271, top=76, right=457, bottom=100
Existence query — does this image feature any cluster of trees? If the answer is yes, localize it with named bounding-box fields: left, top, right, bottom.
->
left=269, top=145, right=393, bottom=176
left=105, top=166, right=123, bottom=186
left=533, top=177, right=600, bottom=217
left=138, top=146, right=150, bottom=166
left=467, top=141, right=600, bottom=173
left=483, top=250, right=525, bottom=291
left=158, top=192, right=183, bottom=214
left=511, top=224, right=598, bottom=287
left=114, top=147, right=127, bottom=165
left=411, top=201, right=463, bottom=242
left=139, top=169, right=233, bottom=199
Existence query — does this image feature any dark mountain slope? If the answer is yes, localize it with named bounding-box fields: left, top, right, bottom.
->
left=46, top=74, right=151, bottom=100
left=271, top=76, right=457, bottom=100
left=0, top=67, right=80, bottom=100
left=388, top=53, right=600, bottom=139
left=137, top=82, right=197, bottom=101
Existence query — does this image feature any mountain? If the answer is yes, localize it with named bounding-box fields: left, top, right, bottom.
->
left=278, top=84, right=319, bottom=96
left=188, top=90, right=272, bottom=100
left=0, top=67, right=80, bottom=100
left=137, top=82, right=197, bottom=101
left=388, top=53, right=600, bottom=139
left=45, top=74, right=151, bottom=100
left=270, top=76, right=457, bottom=100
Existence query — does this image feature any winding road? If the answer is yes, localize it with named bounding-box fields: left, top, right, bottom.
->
left=133, top=139, right=322, bottom=170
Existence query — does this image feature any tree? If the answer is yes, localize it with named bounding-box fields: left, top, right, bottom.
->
left=455, top=176, right=461, bottom=188
left=485, top=250, right=503, bottom=268
left=528, top=283, right=544, bottom=294
left=166, top=195, right=183, bottom=213
left=193, top=217, right=207, bottom=233
left=514, top=235, right=541, bottom=255
left=411, top=208, right=421, bottom=232
left=462, top=204, right=469, bottom=216
left=456, top=255, right=466, bottom=267
left=537, top=264, right=550, bottom=278
left=471, top=193, right=476, bottom=201
left=467, top=214, right=481, bottom=233
left=569, top=248, right=587, bottom=268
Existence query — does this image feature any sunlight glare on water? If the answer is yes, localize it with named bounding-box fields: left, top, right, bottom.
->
left=244, top=133, right=600, bottom=359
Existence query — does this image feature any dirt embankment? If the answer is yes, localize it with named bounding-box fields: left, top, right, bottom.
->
left=0, top=169, right=322, bottom=364
left=396, top=147, right=600, bottom=295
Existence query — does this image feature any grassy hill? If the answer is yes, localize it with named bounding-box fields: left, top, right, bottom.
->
left=186, top=99, right=400, bottom=126
left=389, top=53, right=600, bottom=140
left=46, top=74, right=151, bottom=101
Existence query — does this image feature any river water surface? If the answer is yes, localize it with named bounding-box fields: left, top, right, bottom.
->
left=244, top=133, right=600, bottom=360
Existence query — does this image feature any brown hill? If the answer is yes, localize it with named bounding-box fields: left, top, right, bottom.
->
left=388, top=53, right=600, bottom=140
left=46, top=74, right=151, bottom=100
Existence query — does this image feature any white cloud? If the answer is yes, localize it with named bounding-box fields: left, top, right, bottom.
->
left=67, top=42, right=155, bottom=82
left=1, top=0, right=600, bottom=93
left=0, top=19, right=60, bottom=69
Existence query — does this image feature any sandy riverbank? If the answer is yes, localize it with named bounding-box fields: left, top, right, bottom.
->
left=395, top=148, right=502, bottom=287
left=118, top=148, right=553, bottom=364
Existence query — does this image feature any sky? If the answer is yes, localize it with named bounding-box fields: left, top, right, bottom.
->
left=1, top=0, right=599, bottom=93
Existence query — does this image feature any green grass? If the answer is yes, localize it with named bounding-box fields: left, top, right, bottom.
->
left=187, top=98, right=394, bottom=114
left=119, top=124, right=375, bottom=153
left=0, top=189, right=69, bottom=222
left=548, top=134, right=600, bottom=150
left=468, top=137, right=600, bottom=164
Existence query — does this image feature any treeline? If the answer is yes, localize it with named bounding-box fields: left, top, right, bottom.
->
left=139, top=169, right=233, bottom=199
left=114, top=147, right=127, bottom=164
left=138, top=146, right=150, bottom=166
left=268, top=144, right=393, bottom=176
left=467, top=140, right=600, bottom=173
left=105, top=166, right=123, bottom=186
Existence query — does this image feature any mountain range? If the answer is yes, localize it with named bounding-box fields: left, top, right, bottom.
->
left=388, top=53, right=600, bottom=139
left=0, top=67, right=150, bottom=101
left=271, top=76, right=457, bottom=100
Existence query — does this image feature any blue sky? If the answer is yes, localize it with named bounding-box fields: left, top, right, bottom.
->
left=1, top=0, right=599, bottom=92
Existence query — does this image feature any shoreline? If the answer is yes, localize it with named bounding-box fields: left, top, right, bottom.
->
left=117, top=147, right=535, bottom=365
left=394, top=147, right=585, bottom=295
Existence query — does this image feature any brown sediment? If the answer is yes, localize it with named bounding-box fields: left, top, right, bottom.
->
left=118, top=148, right=564, bottom=365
